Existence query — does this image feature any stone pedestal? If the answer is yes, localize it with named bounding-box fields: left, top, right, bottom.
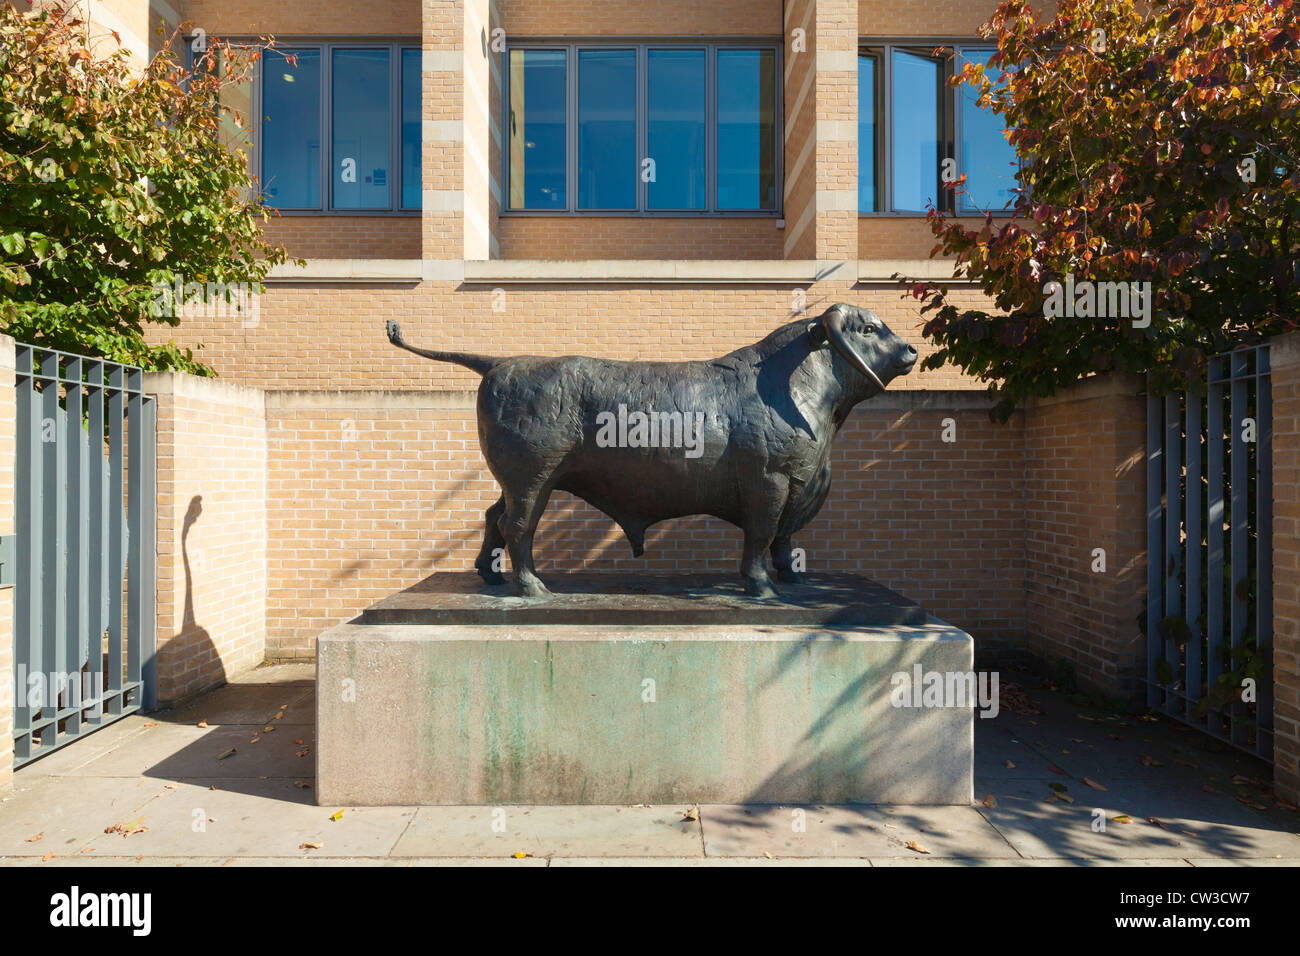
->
left=316, top=573, right=974, bottom=805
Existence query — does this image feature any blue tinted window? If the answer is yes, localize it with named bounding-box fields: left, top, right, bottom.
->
left=648, top=49, right=706, bottom=210
left=578, top=49, right=636, bottom=209
left=858, top=55, right=876, bottom=212
left=261, top=48, right=321, bottom=208
left=332, top=49, right=390, bottom=209
left=716, top=49, right=777, bottom=210
left=401, top=49, right=422, bottom=210
left=508, top=49, right=566, bottom=209
left=891, top=50, right=940, bottom=213
left=958, top=48, right=1017, bottom=212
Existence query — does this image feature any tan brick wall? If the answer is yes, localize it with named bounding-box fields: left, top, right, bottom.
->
left=147, top=281, right=994, bottom=391
left=1272, top=332, right=1300, bottom=805
left=1024, top=374, right=1147, bottom=699
left=261, top=218, right=422, bottom=260
left=498, top=219, right=784, bottom=260
left=0, top=337, right=14, bottom=792
left=859, top=0, right=1058, bottom=36
left=860, top=218, right=983, bottom=260
left=148, top=373, right=267, bottom=705
left=264, top=392, right=1024, bottom=657
left=179, top=0, right=420, bottom=35
left=500, top=0, right=783, bottom=36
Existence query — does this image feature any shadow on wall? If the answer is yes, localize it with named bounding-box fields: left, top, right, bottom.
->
left=157, top=495, right=223, bottom=705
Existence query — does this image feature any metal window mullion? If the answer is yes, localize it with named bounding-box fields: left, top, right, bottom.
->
left=568, top=44, right=577, bottom=212
left=390, top=44, right=399, bottom=213
left=707, top=44, right=717, bottom=213
left=323, top=43, right=333, bottom=212
left=637, top=45, right=647, bottom=212
left=882, top=45, right=893, bottom=213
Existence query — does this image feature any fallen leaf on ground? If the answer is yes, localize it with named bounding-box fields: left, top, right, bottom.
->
left=1113, top=814, right=1134, bottom=824
left=296, top=748, right=310, bottom=758
left=1084, top=777, right=1109, bottom=791
left=143, top=722, right=158, bottom=728
left=262, top=726, right=275, bottom=733
left=294, top=739, right=305, bottom=746
left=1236, top=797, right=1268, bottom=810
left=330, top=809, right=345, bottom=822
left=1044, top=793, right=1058, bottom=803
left=209, top=785, right=220, bottom=791
left=682, top=806, right=699, bottom=821
left=884, top=824, right=897, bottom=829
left=196, top=720, right=208, bottom=728
left=249, top=736, right=260, bottom=744
left=1147, top=817, right=1172, bottom=831
left=300, top=842, right=322, bottom=850
left=216, top=748, right=236, bottom=761
left=80, top=847, right=94, bottom=854
left=274, top=711, right=285, bottom=721
left=41, top=852, right=54, bottom=862
left=1056, top=792, right=1075, bottom=804
left=763, top=851, right=773, bottom=859
left=1004, top=760, right=1015, bottom=769
left=1049, top=782, right=1068, bottom=792
left=1048, top=765, right=1065, bottom=775
left=163, top=783, right=177, bottom=790
left=293, top=781, right=311, bottom=789
left=24, top=832, right=43, bottom=843
left=513, top=851, right=532, bottom=859
left=625, top=804, right=650, bottom=809
left=905, top=840, right=931, bottom=854
left=983, top=794, right=998, bottom=809
left=1181, top=830, right=1201, bottom=839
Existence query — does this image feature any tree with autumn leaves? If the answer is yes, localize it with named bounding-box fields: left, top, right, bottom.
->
left=0, top=3, right=293, bottom=372
left=910, top=0, right=1299, bottom=419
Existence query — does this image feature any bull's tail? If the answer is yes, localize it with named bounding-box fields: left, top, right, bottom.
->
left=385, top=320, right=501, bottom=376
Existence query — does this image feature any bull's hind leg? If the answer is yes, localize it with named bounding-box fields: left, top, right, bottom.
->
left=474, top=496, right=507, bottom=585
left=770, top=536, right=804, bottom=584
left=502, top=484, right=554, bottom=598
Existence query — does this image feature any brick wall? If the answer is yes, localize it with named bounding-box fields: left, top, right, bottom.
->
left=148, top=373, right=268, bottom=706
left=499, top=0, right=783, bottom=36
left=263, top=390, right=1025, bottom=658
left=261, top=218, right=422, bottom=261
left=179, top=0, right=420, bottom=35
left=1272, top=331, right=1300, bottom=805
left=498, top=219, right=784, bottom=260
left=1024, top=374, right=1147, bottom=699
left=0, top=337, right=14, bottom=792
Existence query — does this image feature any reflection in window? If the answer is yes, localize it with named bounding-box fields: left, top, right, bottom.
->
left=716, top=49, right=777, bottom=210
left=857, top=54, right=876, bottom=213
left=401, top=50, right=422, bottom=210
left=508, top=49, right=566, bottom=209
left=261, top=48, right=320, bottom=208
left=958, top=48, right=1016, bottom=212
left=648, top=49, right=705, bottom=210
left=332, top=49, right=390, bottom=209
left=891, top=49, right=940, bottom=213
left=578, top=49, right=636, bottom=209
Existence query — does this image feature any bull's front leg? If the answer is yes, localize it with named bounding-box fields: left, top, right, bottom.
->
left=739, top=476, right=788, bottom=600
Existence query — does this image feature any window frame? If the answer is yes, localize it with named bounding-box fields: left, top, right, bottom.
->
left=188, top=37, right=423, bottom=216
left=858, top=39, right=1020, bottom=218
left=502, top=38, right=784, bottom=217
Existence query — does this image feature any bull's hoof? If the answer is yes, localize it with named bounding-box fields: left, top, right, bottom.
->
left=476, top=564, right=506, bottom=586
left=745, top=578, right=780, bottom=600
left=515, top=576, right=552, bottom=598
left=776, top=568, right=805, bottom=584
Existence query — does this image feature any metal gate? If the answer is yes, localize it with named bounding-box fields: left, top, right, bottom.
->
left=1145, top=344, right=1272, bottom=760
left=12, top=345, right=156, bottom=767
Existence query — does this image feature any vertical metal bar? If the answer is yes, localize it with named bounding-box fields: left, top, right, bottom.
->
left=1163, top=394, right=1182, bottom=709
left=1184, top=394, right=1202, bottom=721
left=126, top=368, right=143, bottom=702
left=140, top=397, right=157, bottom=711
left=1229, top=352, right=1249, bottom=746
left=13, top=347, right=36, bottom=761
left=86, top=361, right=105, bottom=722
left=40, top=352, right=63, bottom=749
left=106, top=365, right=125, bottom=713
left=64, top=357, right=83, bottom=737
left=1206, top=360, right=1225, bottom=725
left=1145, top=389, right=1164, bottom=708
left=1255, top=347, right=1273, bottom=758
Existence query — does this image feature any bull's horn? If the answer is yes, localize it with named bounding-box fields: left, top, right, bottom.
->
left=822, top=306, right=886, bottom=391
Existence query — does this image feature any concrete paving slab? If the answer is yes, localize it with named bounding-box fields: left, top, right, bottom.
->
left=390, top=805, right=704, bottom=858
left=19, top=716, right=156, bottom=777
left=0, top=856, right=550, bottom=867
left=0, top=775, right=172, bottom=856
left=699, top=804, right=1018, bottom=859
left=973, top=775, right=1300, bottom=860
left=1185, top=858, right=1300, bottom=867
left=974, top=725, right=1065, bottom=778
left=550, top=856, right=873, bottom=866
left=868, top=857, right=1194, bottom=867
left=68, top=723, right=315, bottom=781
left=167, top=682, right=313, bottom=727
left=78, top=778, right=413, bottom=859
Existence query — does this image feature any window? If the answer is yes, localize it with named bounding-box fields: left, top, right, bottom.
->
left=858, top=43, right=1018, bottom=215
left=197, top=41, right=422, bottom=213
left=505, top=42, right=781, bottom=214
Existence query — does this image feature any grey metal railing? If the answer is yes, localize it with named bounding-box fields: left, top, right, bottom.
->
left=12, top=345, right=156, bottom=767
left=1145, top=344, right=1272, bottom=760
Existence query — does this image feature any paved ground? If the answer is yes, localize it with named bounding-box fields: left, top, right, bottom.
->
left=1, top=662, right=1297, bottom=866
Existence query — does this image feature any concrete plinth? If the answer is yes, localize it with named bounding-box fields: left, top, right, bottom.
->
left=316, top=620, right=974, bottom=806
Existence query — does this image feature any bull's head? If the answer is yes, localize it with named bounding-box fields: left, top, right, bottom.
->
left=809, top=303, right=917, bottom=393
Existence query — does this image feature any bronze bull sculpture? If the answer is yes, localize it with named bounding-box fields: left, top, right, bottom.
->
left=387, top=303, right=916, bottom=598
